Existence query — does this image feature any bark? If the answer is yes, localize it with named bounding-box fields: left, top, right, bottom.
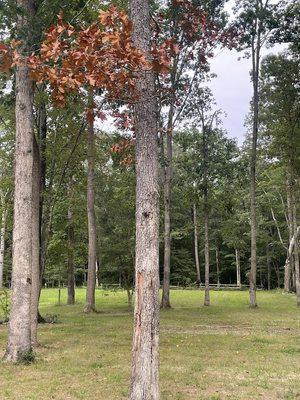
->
left=216, top=246, right=220, bottom=288
left=4, top=0, right=36, bottom=363
left=34, top=89, right=48, bottom=321
left=67, top=205, right=75, bottom=305
left=161, top=106, right=173, bottom=309
left=284, top=226, right=300, bottom=278
left=285, top=178, right=294, bottom=292
left=30, top=137, right=40, bottom=348
left=129, top=0, right=160, bottom=398
left=193, top=204, right=201, bottom=285
left=249, top=7, right=261, bottom=308
left=275, top=263, right=280, bottom=289
left=203, top=128, right=210, bottom=306
left=0, top=204, right=7, bottom=288
left=204, top=206, right=210, bottom=306
left=127, top=288, right=133, bottom=308
left=84, top=100, right=97, bottom=314
left=37, top=94, right=47, bottom=290
left=235, top=249, right=241, bottom=288
left=267, top=245, right=271, bottom=291
left=96, top=261, right=99, bottom=287
left=292, top=191, right=300, bottom=306
left=292, top=267, right=296, bottom=292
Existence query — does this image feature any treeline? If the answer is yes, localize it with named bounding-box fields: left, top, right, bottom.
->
left=0, top=64, right=299, bottom=294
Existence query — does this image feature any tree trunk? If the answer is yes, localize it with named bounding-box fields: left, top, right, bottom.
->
left=275, top=263, right=280, bottom=289
left=203, top=127, right=210, bottom=306
left=96, top=261, right=99, bottom=287
left=84, top=100, right=97, bottom=314
left=127, top=288, right=133, bottom=308
left=267, top=245, right=271, bottom=291
left=292, top=266, right=296, bottom=292
left=193, top=204, right=201, bottom=285
left=235, top=249, right=241, bottom=288
left=161, top=107, right=173, bottom=309
left=284, top=226, right=300, bottom=285
left=129, top=0, right=160, bottom=398
left=30, top=137, right=41, bottom=348
left=4, top=0, right=36, bottom=363
left=204, top=206, right=210, bottom=306
left=37, top=92, right=47, bottom=297
left=285, top=178, right=293, bottom=292
left=291, top=188, right=300, bottom=306
left=67, top=205, right=75, bottom=305
left=249, top=18, right=261, bottom=308
left=0, top=206, right=7, bottom=288
left=216, top=246, right=220, bottom=288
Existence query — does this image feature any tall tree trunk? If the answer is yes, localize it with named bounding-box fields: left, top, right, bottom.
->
left=67, top=204, right=75, bottom=305
left=129, top=0, right=160, bottom=398
left=275, top=263, right=280, bottom=289
left=35, top=90, right=48, bottom=324
left=216, top=246, right=220, bottom=288
left=284, top=226, right=300, bottom=287
left=267, top=245, right=271, bottom=290
left=204, top=205, right=210, bottom=306
left=291, top=187, right=300, bottom=306
left=287, top=102, right=299, bottom=303
left=30, top=138, right=40, bottom=347
left=0, top=205, right=7, bottom=288
left=292, top=266, right=296, bottom=292
left=84, top=102, right=97, bottom=314
left=193, top=204, right=201, bottom=285
left=96, top=261, right=99, bottom=287
left=4, top=0, right=36, bottom=363
left=235, top=249, right=241, bottom=288
left=161, top=107, right=173, bottom=309
left=37, top=93, right=47, bottom=293
left=285, top=178, right=293, bottom=292
left=203, top=127, right=210, bottom=306
left=249, top=12, right=261, bottom=308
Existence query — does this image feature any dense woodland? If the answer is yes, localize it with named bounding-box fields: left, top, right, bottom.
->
left=0, top=0, right=299, bottom=398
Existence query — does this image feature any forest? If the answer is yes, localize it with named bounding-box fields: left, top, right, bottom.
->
left=0, top=0, right=299, bottom=399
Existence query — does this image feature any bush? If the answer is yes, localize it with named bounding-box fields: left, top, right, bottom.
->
left=0, top=289, right=10, bottom=323
left=43, top=314, right=59, bottom=324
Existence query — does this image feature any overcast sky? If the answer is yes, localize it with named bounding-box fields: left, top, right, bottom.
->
left=209, top=46, right=286, bottom=146
left=209, top=49, right=252, bottom=145
left=209, top=0, right=286, bottom=145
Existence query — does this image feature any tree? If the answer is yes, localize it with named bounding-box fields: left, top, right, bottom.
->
left=260, top=48, right=300, bottom=304
left=193, top=203, right=201, bottom=285
left=234, top=0, right=282, bottom=307
left=176, top=88, right=239, bottom=304
left=128, top=0, right=160, bottom=398
left=97, top=133, right=136, bottom=306
left=0, top=69, right=14, bottom=289
left=0, top=190, right=9, bottom=288
left=159, top=0, right=237, bottom=308
left=84, top=95, right=97, bottom=313
left=4, top=0, right=39, bottom=362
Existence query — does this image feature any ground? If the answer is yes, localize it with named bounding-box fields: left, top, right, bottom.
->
left=0, top=289, right=299, bottom=400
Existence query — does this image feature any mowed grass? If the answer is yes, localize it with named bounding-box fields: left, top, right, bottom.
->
left=0, top=289, right=300, bottom=400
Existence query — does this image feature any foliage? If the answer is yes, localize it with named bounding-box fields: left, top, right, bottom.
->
left=0, top=288, right=10, bottom=322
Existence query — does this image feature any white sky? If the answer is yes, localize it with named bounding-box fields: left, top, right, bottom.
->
left=209, top=49, right=252, bottom=145
left=209, top=0, right=286, bottom=145
left=209, top=45, right=286, bottom=146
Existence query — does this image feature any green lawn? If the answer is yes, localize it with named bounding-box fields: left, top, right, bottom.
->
left=0, top=289, right=299, bottom=400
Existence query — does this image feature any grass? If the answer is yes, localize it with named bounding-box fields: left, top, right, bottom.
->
left=0, top=289, right=300, bottom=400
